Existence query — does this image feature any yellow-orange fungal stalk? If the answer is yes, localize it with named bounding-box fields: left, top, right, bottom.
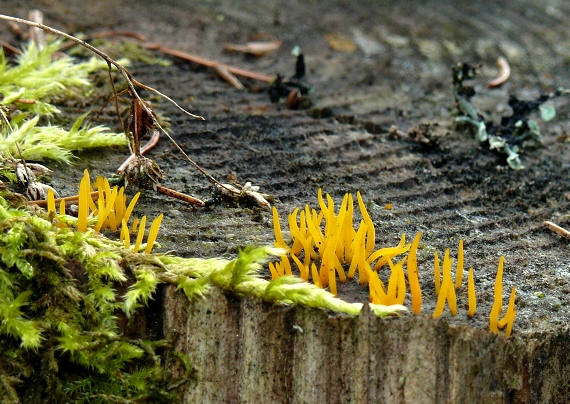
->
left=432, top=265, right=452, bottom=319
left=288, top=208, right=304, bottom=255
left=121, top=218, right=131, bottom=249
left=133, top=215, right=147, bottom=253
left=47, top=189, right=56, bottom=213
left=367, top=266, right=388, bottom=304
left=489, top=256, right=504, bottom=333
left=291, top=254, right=309, bottom=281
left=455, top=239, right=464, bottom=289
left=123, top=191, right=141, bottom=226
left=59, top=200, right=65, bottom=216
left=407, top=232, right=422, bottom=314
left=272, top=206, right=289, bottom=250
left=268, top=262, right=279, bottom=279
left=357, top=191, right=375, bottom=257
left=467, top=267, right=476, bottom=317
left=311, top=263, right=322, bottom=288
left=498, top=287, right=517, bottom=331
left=434, top=252, right=441, bottom=295
left=347, top=221, right=367, bottom=279
left=443, top=249, right=457, bottom=316
left=145, top=213, right=164, bottom=253
left=131, top=217, right=139, bottom=233
left=77, top=170, right=90, bottom=232
left=280, top=254, right=292, bottom=276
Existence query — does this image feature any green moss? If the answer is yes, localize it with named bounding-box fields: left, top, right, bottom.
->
left=0, top=40, right=127, bottom=165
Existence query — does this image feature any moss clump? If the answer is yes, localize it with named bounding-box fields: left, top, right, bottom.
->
left=0, top=40, right=127, bottom=164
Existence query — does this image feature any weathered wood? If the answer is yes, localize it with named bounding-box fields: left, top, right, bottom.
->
left=164, top=286, right=570, bottom=403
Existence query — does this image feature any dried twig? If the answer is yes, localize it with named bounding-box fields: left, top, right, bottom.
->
left=543, top=221, right=570, bottom=240
left=144, top=43, right=276, bottom=83
left=212, top=64, right=245, bottom=89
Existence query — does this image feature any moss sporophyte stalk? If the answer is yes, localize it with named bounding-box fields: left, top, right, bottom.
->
left=271, top=189, right=517, bottom=336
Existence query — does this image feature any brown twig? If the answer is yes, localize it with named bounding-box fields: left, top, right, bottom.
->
left=543, top=221, right=570, bottom=240
left=0, top=40, right=21, bottom=54
left=145, top=43, right=276, bottom=83
left=154, top=184, right=205, bottom=207
left=212, top=64, right=245, bottom=89
left=29, top=190, right=101, bottom=208
left=488, top=57, right=511, bottom=88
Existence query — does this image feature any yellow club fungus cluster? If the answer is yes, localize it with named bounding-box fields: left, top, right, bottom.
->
left=46, top=170, right=163, bottom=253
left=272, top=189, right=517, bottom=336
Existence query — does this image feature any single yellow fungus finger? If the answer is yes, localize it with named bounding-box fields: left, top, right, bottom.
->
left=357, top=191, right=375, bottom=257
left=367, top=244, right=411, bottom=267
left=288, top=208, right=304, bottom=255
left=434, top=252, right=441, bottom=295
left=489, top=256, right=504, bottom=333
left=121, top=218, right=130, bottom=249
left=47, top=188, right=56, bottom=213
left=348, top=221, right=366, bottom=278
left=291, top=254, right=309, bottom=280
left=498, top=286, right=517, bottom=330
left=443, top=251, right=457, bottom=316
left=145, top=213, right=164, bottom=253
left=131, top=217, right=139, bottom=233
left=59, top=199, right=65, bottom=216
left=505, top=309, right=516, bottom=337
left=407, top=232, right=422, bottom=314
left=133, top=215, right=147, bottom=253
left=342, top=193, right=356, bottom=261
left=455, top=239, right=464, bottom=289
left=268, top=262, right=279, bottom=279
left=281, top=254, right=292, bottom=276
left=275, top=262, right=285, bottom=277
left=433, top=263, right=452, bottom=319
left=272, top=206, right=290, bottom=250
left=386, top=259, right=399, bottom=305
left=123, top=191, right=141, bottom=226
left=328, top=258, right=337, bottom=296
left=311, top=263, right=322, bottom=288
left=467, top=267, right=476, bottom=317
left=395, top=258, right=407, bottom=305
left=367, top=266, right=387, bottom=305
left=77, top=170, right=90, bottom=232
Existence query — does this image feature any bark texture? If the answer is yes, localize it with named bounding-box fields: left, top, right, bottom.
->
left=164, top=286, right=570, bottom=404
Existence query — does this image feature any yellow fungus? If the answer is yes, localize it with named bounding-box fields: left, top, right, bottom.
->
left=498, top=287, right=517, bottom=333
left=47, top=188, right=56, bottom=213
left=281, top=254, right=292, bottom=276
left=467, top=267, right=476, bottom=317
left=356, top=191, right=375, bottom=257
left=133, top=215, right=147, bottom=253
left=77, top=170, right=90, bottom=232
left=123, top=191, right=141, bottom=226
left=272, top=206, right=289, bottom=250
left=407, top=232, right=422, bottom=314
left=434, top=252, right=441, bottom=295
left=121, top=218, right=131, bottom=249
left=311, top=263, right=322, bottom=288
left=455, top=239, right=464, bottom=289
left=144, top=213, right=164, bottom=253
left=443, top=250, right=457, bottom=316
left=268, top=262, right=279, bottom=279
left=291, top=254, right=309, bottom=281
left=367, top=265, right=387, bottom=304
left=489, top=256, right=504, bottom=333
left=385, top=203, right=393, bottom=210
left=288, top=208, right=305, bottom=255
left=59, top=200, right=65, bottom=216
left=131, top=217, right=139, bottom=233
left=347, top=221, right=366, bottom=279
